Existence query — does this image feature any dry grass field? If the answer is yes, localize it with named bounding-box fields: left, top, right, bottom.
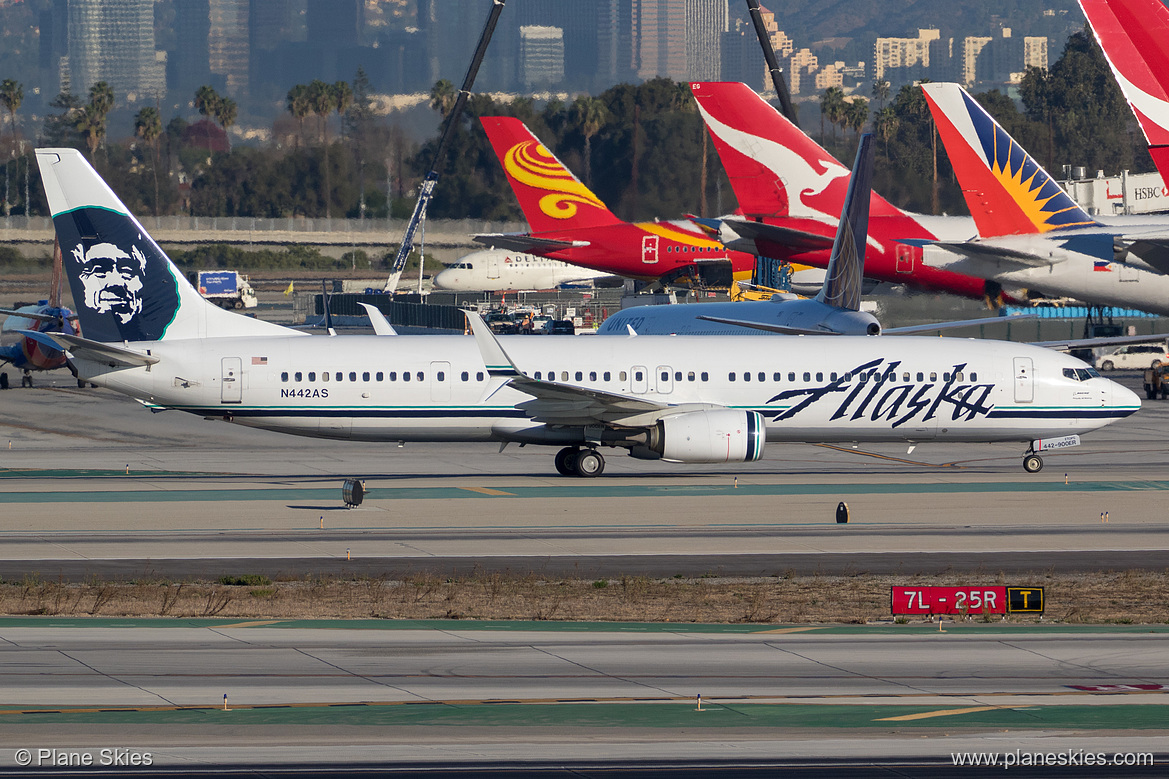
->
left=1, top=570, right=1166, bottom=624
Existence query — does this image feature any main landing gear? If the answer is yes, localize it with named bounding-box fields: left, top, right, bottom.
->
left=1022, top=453, right=1043, bottom=473
left=554, top=446, right=606, bottom=477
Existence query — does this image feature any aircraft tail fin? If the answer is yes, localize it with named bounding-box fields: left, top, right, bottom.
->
left=1081, top=0, right=1169, bottom=180
left=690, top=81, right=905, bottom=220
left=920, top=82, right=1099, bottom=237
left=35, top=149, right=296, bottom=343
left=815, top=134, right=873, bottom=311
left=480, top=116, right=624, bottom=234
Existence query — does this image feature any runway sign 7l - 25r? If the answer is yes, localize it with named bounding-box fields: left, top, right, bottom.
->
left=891, top=586, right=1044, bottom=615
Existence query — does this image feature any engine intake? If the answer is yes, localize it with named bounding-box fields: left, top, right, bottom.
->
left=645, top=409, right=765, bottom=463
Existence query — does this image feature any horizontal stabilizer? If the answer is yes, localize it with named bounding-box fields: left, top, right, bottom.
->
left=720, top=219, right=834, bottom=251
left=19, top=330, right=158, bottom=367
left=473, top=234, right=585, bottom=253
left=916, top=240, right=1065, bottom=267
left=884, top=313, right=1038, bottom=335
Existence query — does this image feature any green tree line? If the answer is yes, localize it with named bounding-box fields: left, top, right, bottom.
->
left=0, top=26, right=1155, bottom=227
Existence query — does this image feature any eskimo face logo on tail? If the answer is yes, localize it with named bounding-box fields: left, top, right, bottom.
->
left=56, top=208, right=181, bottom=343
left=961, top=92, right=1095, bottom=233
left=72, top=242, right=146, bottom=324
left=503, top=140, right=607, bottom=220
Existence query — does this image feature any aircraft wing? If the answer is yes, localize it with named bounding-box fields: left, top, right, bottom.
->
left=696, top=315, right=842, bottom=336
left=18, top=330, right=159, bottom=367
left=720, top=218, right=835, bottom=251
left=883, top=313, right=1039, bottom=335
left=473, top=234, right=588, bottom=253
left=464, top=311, right=716, bottom=427
left=1031, top=332, right=1169, bottom=352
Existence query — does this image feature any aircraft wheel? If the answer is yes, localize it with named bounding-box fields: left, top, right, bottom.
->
left=575, top=449, right=605, bottom=478
left=0, top=372, right=7, bottom=390
left=554, top=447, right=579, bottom=476
left=21, top=373, right=32, bottom=388
left=1022, top=454, right=1043, bottom=474
left=233, top=300, right=244, bottom=309
left=1100, top=360, right=1114, bottom=371
left=77, top=378, right=86, bottom=388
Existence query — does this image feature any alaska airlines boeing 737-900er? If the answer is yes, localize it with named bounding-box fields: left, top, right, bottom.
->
left=25, top=148, right=1139, bottom=475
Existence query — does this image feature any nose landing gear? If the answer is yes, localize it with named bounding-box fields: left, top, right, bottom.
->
left=554, top=446, right=606, bottom=477
left=1022, top=453, right=1043, bottom=473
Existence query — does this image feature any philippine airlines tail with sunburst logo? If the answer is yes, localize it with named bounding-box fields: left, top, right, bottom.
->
left=1080, top=0, right=1169, bottom=183
left=921, top=82, right=1099, bottom=238
left=480, top=116, right=625, bottom=234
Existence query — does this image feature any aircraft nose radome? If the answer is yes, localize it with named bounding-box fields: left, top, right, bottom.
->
left=1112, top=379, right=1141, bottom=414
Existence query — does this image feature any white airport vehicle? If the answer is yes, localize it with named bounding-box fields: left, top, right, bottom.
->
left=27, top=148, right=1140, bottom=476
left=432, top=249, right=613, bottom=292
left=1096, top=343, right=1169, bottom=371
left=194, top=270, right=258, bottom=309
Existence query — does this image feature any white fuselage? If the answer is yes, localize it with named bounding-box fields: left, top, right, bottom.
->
left=433, top=250, right=613, bottom=292
left=77, top=333, right=1138, bottom=446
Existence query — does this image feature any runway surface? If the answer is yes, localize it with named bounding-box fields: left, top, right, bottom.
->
left=3, top=375, right=1169, bottom=578
left=0, top=619, right=1165, bottom=770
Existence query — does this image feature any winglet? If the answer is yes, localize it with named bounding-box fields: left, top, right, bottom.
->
left=815, top=133, right=873, bottom=311
left=357, top=303, right=397, bottom=336
left=921, top=82, right=1099, bottom=237
left=464, top=311, right=522, bottom=377
left=626, top=324, right=638, bottom=337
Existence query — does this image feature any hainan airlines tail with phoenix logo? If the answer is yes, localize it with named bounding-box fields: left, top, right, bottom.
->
left=1080, top=0, right=1169, bottom=184
left=476, top=116, right=756, bottom=286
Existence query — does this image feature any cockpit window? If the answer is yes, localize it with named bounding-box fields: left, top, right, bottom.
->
left=1076, top=368, right=1094, bottom=381
left=1063, top=368, right=1077, bottom=380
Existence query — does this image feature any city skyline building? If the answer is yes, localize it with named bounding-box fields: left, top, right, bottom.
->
left=518, top=25, right=565, bottom=89
left=66, top=0, right=165, bottom=102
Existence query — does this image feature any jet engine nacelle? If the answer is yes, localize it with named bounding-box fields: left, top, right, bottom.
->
left=646, top=409, right=766, bottom=463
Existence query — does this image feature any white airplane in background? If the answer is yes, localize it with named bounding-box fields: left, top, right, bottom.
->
left=26, top=148, right=1139, bottom=476
left=432, top=248, right=615, bottom=292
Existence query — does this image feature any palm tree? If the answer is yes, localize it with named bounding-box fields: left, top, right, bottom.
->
left=846, top=97, right=869, bottom=139
left=0, top=79, right=23, bottom=148
left=286, top=84, right=310, bottom=148
left=332, top=81, right=353, bottom=135
left=194, top=84, right=219, bottom=119
left=307, top=79, right=331, bottom=144
left=74, top=82, right=114, bottom=161
left=873, top=105, right=899, bottom=157
left=820, top=86, right=845, bottom=144
left=569, top=96, right=609, bottom=188
left=871, top=79, right=890, bottom=111
left=213, top=96, right=237, bottom=150
left=134, top=106, right=162, bottom=215
left=429, top=79, right=457, bottom=118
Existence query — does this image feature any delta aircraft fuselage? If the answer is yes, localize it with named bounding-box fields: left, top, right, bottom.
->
left=86, top=333, right=1134, bottom=446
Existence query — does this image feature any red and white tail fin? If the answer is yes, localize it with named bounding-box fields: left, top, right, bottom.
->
left=921, top=82, right=1099, bottom=238
left=1081, top=0, right=1169, bottom=181
left=480, top=116, right=624, bottom=234
left=689, top=81, right=905, bottom=221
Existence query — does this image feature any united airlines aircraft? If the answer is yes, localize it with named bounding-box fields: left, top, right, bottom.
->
left=26, top=148, right=1139, bottom=476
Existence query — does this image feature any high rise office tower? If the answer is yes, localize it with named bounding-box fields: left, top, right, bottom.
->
left=685, top=0, right=726, bottom=81
left=208, top=0, right=248, bottom=97
left=67, top=0, right=166, bottom=102
left=518, top=25, right=565, bottom=89
left=172, top=0, right=211, bottom=103
left=307, top=0, right=362, bottom=46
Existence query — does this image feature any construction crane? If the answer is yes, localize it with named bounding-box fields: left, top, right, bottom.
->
left=383, top=0, right=506, bottom=294
left=745, top=0, right=799, bottom=127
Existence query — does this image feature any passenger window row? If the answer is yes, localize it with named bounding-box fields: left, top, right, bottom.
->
left=726, top=370, right=977, bottom=383
left=280, top=371, right=486, bottom=383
